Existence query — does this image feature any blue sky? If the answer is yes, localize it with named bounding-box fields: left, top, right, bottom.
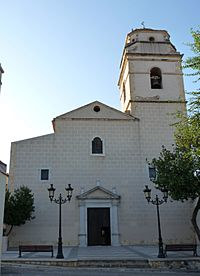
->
left=0, top=0, right=199, bottom=167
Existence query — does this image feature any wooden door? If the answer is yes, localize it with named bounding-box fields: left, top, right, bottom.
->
left=87, top=208, right=111, bottom=246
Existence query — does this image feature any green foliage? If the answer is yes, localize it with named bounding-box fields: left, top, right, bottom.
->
left=4, top=186, right=35, bottom=234
left=174, top=106, right=200, bottom=157
left=151, top=144, right=200, bottom=240
left=174, top=28, right=200, bottom=159
left=187, top=91, right=200, bottom=114
left=183, top=28, right=200, bottom=82
left=4, top=190, right=12, bottom=225
left=151, top=146, right=200, bottom=201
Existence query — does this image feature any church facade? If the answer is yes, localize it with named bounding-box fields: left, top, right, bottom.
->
left=8, top=28, right=195, bottom=247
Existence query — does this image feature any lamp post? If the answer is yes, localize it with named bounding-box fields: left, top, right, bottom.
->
left=194, top=169, right=200, bottom=181
left=143, top=185, right=168, bottom=258
left=48, top=183, right=73, bottom=259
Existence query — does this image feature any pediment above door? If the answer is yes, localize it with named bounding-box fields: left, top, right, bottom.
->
left=76, top=186, right=120, bottom=201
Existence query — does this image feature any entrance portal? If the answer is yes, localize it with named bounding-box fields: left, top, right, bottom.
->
left=87, top=208, right=111, bottom=246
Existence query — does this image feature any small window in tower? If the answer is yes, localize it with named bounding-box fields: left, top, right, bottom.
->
left=149, top=36, right=155, bottom=42
left=92, top=137, right=103, bottom=154
left=150, top=67, right=162, bottom=89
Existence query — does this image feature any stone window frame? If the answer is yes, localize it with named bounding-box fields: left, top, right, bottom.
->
left=146, top=164, right=156, bottom=182
left=40, top=169, right=50, bottom=181
left=150, top=67, right=163, bottom=89
left=90, top=136, right=105, bottom=156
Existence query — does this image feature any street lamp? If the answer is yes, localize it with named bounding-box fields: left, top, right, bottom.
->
left=48, top=183, right=73, bottom=259
left=143, top=185, right=168, bottom=258
left=194, top=169, right=200, bottom=181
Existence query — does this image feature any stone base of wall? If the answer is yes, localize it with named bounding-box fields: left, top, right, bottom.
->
left=2, top=236, right=8, bottom=252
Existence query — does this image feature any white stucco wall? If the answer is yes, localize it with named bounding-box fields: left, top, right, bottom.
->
left=8, top=102, right=195, bottom=247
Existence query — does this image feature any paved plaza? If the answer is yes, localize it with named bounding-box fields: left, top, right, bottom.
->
left=1, top=264, right=200, bottom=276
left=1, top=245, right=200, bottom=272
left=2, top=245, right=200, bottom=260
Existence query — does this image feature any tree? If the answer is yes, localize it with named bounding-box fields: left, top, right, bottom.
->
left=151, top=27, right=200, bottom=240
left=151, top=146, right=200, bottom=240
left=175, top=28, right=200, bottom=156
left=183, top=28, right=200, bottom=82
left=174, top=92, right=200, bottom=157
left=4, top=186, right=35, bottom=236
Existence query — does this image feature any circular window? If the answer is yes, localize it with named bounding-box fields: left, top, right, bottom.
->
left=93, top=105, right=100, bottom=112
left=149, top=36, right=155, bottom=42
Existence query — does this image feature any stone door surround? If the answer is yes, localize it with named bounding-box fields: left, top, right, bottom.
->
left=76, top=185, right=120, bottom=247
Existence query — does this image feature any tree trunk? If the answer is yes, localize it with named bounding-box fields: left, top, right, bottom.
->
left=191, top=197, right=200, bottom=241
left=6, top=225, right=13, bottom=236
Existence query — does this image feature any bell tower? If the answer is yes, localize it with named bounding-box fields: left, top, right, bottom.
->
left=118, top=28, right=186, bottom=157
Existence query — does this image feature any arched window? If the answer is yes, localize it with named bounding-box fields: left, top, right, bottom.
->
left=92, top=137, right=103, bottom=154
left=150, top=67, right=162, bottom=89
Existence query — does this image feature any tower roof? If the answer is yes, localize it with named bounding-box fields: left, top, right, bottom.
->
left=119, top=27, right=181, bottom=76
left=124, top=28, right=178, bottom=54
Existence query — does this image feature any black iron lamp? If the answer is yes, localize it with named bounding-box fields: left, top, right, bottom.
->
left=65, top=184, right=73, bottom=201
left=143, top=184, right=168, bottom=258
left=48, top=184, right=56, bottom=202
left=162, top=187, right=168, bottom=203
left=143, top=185, right=151, bottom=203
left=47, top=183, right=73, bottom=259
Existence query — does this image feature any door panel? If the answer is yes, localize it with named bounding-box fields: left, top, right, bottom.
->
left=87, top=208, right=111, bottom=246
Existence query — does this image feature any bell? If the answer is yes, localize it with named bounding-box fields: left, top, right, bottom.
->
left=151, top=76, right=161, bottom=88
